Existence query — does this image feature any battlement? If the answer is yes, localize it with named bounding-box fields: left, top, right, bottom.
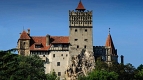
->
left=69, top=10, right=92, bottom=15
left=69, top=10, right=92, bottom=27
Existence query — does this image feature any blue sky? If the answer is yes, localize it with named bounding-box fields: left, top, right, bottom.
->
left=0, top=0, right=143, bottom=67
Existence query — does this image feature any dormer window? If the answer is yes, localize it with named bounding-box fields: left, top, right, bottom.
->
left=35, top=45, right=41, bottom=48
left=35, top=43, right=42, bottom=48
left=53, top=44, right=62, bottom=47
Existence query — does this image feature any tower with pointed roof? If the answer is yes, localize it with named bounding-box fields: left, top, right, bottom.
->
left=17, top=30, right=30, bottom=56
left=69, top=0, right=93, bottom=56
left=93, top=28, right=118, bottom=64
left=105, top=28, right=118, bottom=64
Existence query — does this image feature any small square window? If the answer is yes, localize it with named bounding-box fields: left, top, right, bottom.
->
left=85, top=29, right=87, bottom=32
left=61, top=54, right=63, bottom=56
left=35, top=45, right=41, bottom=48
left=58, top=72, right=61, bottom=76
left=75, top=29, right=77, bottom=32
left=57, top=62, right=60, bottom=66
left=53, top=54, right=55, bottom=57
left=75, top=39, right=78, bottom=41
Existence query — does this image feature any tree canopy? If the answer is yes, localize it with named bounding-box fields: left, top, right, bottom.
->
left=0, top=51, right=57, bottom=80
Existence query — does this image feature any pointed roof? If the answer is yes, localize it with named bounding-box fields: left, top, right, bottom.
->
left=105, top=33, right=115, bottom=48
left=76, top=0, right=86, bottom=11
left=19, top=31, right=30, bottom=40
left=105, top=28, right=115, bottom=49
left=105, top=28, right=118, bottom=55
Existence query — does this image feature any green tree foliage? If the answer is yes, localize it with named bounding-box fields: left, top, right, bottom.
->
left=0, top=51, right=57, bottom=80
left=78, top=59, right=142, bottom=80
left=137, top=64, right=143, bottom=71
left=135, top=69, right=143, bottom=80
left=46, top=71, right=57, bottom=80
left=134, top=64, right=143, bottom=80
left=78, top=70, right=118, bottom=80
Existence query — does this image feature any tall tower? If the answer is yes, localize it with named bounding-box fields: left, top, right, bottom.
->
left=17, top=30, right=30, bottom=56
left=69, top=0, right=93, bottom=56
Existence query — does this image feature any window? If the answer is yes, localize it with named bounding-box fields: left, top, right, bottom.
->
left=85, top=29, right=87, bottom=32
left=53, top=54, right=55, bottom=57
left=58, top=72, right=61, bottom=76
left=74, top=39, right=78, bottom=41
left=84, top=45, right=86, bottom=48
left=66, top=54, right=68, bottom=57
left=61, top=54, right=63, bottom=56
left=23, top=42, right=26, bottom=45
left=54, top=44, right=59, bottom=47
left=63, top=45, right=68, bottom=47
left=43, top=55, right=45, bottom=57
left=75, top=29, right=77, bottom=32
left=35, top=45, right=41, bottom=48
left=84, top=39, right=88, bottom=42
left=57, top=62, right=60, bottom=66
left=77, top=45, right=79, bottom=48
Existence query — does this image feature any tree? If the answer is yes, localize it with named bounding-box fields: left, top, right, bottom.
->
left=12, top=55, right=46, bottom=80
left=0, top=51, right=58, bottom=80
left=134, top=69, right=143, bottom=80
left=46, top=70, right=57, bottom=80
left=137, top=64, right=143, bottom=71
left=78, top=70, right=118, bottom=80
left=95, top=57, right=108, bottom=71
left=0, top=51, right=18, bottom=79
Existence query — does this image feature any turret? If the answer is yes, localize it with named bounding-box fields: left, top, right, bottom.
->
left=75, top=0, right=86, bottom=12
left=105, top=28, right=118, bottom=63
left=17, top=30, right=31, bottom=56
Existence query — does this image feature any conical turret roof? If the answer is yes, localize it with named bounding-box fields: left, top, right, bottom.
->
left=105, top=33, right=115, bottom=49
left=76, top=0, right=86, bottom=11
left=105, top=32, right=118, bottom=55
left=19, top=30, right=30, bottom=40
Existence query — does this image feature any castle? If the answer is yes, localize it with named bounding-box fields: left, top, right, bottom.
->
left=17, top=1, right=118, bottom=79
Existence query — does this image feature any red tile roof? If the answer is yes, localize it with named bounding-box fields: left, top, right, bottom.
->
left=30, top=36, right=50, bottom=51
left=51, top=36, right=69, bottom=43
left=105, top=33, right=115, bottom=49
left=19, top=31, right=30, bottom=40
left=105, top=33, right=117, bottom=55
left=76, top=0, right=86, bottom=10
left=30, top=36, right=69, bottom=51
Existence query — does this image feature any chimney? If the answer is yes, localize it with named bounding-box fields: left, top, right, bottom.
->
left=120, top=55, right=124, bottom=64
left=27, top=29, right=30, bottom=36
left=46, top=34, right=50, bottom=46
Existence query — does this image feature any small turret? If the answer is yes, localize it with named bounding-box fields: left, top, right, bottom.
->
left=105, top=28, right=117, bottom=55
left=18, top=30, right=31, bottom=56
left=105, top=28, right=118, bottom=64
left=76, top=0, right=86, bottom=12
